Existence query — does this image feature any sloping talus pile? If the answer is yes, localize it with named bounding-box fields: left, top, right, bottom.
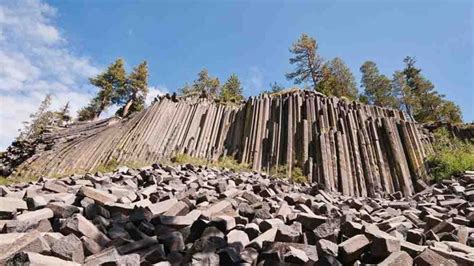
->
left=0, top=165, right=473, bottom=265
left=9, top=90, right=431, bottom=196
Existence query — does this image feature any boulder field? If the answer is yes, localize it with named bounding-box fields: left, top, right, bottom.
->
left=0, top=164, right=473, bottom=265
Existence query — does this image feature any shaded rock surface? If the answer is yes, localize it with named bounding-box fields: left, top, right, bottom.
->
left=0, top=165, right=473, bottom=265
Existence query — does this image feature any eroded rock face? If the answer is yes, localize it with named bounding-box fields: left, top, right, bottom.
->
left=2, top=90, right=431, bottom=197
left=0, top=164, right=473, bottom=265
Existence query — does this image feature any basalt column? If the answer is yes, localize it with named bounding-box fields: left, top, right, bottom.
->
left=10, top=90, right=431, bottom=197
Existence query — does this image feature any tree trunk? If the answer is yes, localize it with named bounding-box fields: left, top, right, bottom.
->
left=94, top=101, right=106, bottom=121
left=122, top=99, right=134, bottom=118
left=405, top=103, right=415, bottom=122
left=307, top=50, right=318, bottom=90
left=93, top=112, right=100, bottom=121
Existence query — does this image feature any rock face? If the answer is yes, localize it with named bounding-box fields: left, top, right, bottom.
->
left=0, top=164, right=473, bottom=265
left=3, top=90, right=431, bottom=196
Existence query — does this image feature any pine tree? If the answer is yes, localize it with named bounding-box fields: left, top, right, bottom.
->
left=113, top=61, right=148, bottom=117
left=437, top=101, right=463, bottom=124
left=317, top=58, right=357, bottom=99
left=391, top=71, right=411, bottom=113
left=221, top=74, right=244, bottom=102
left=87, top=58, right=127, bottom=119
left=195, top=69, right=220, bottom=97
left=178, top=82, right=194, bottom=96
left=18, top=94, right=54, bottom=141
left=360, top=61, right=397, bottom=108
left=286, top=33, right=323, bottom=90
left=395, top=56, right=462, bottom=123
left=77, top=98, right=100, bottom=121
left=269, top=82, right=284, bottom=93
left=178, top=69, right=220, bottom=98
left=262, top=82, right=285, bottom=94
left=56, top=102, right=71, bottom=125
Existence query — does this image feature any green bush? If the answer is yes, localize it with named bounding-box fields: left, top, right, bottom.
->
left=172, top=153, right=207, bottom=165
left=270, top=164, right=288, bottom=179
left=214, top=156, right=250, bottom=172
left=0, top=173, right=39, bottom=185
left=269, top=164, right=308, bottom=183
left=171, top=153, right=250, bottom=172
left=95, top=157, right=119, bottom=173
left=292, top=167, right=308, bottom=183
left=427, top=128, right=474, bottom=181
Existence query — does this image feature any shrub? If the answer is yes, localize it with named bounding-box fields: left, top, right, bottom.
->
left=426, top=128, right=474, bottom=181
left=172, top=153, right=251, bottom=172
left=172, top=153, right=207, bottom=165
left=292, top=167, right=308, bottom=183
left=95, top=157, right=120, bottom=173
left=214, top=156, right=250, bottom=172
left=0, top=174, right=38, bottom=185
left=270, top=164, right=288, bottom=179
left=269, top=164, right=308, bottom=183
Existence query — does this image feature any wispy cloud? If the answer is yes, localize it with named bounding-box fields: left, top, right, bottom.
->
left=146, top=85, right=168, bottom=106
left=0, top=0, right=100, bottom=150
left=244, top=66, right=264, bottom=95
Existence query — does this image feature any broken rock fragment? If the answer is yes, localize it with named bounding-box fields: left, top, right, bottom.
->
left=0, top=164, right=472, bottom=265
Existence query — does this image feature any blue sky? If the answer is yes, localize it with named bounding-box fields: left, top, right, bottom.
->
left=0, top=0, right=473, bottom=149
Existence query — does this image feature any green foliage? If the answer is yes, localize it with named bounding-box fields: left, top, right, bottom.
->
left=269, top=165, right=307, bottom=183
left=360, top=61, right=398, bottom=108
left=17, top=96, right=78, bottom=141
left=270, top=164, right=288, bottom=179
left=77, top=100, right=100, bottom=121
left=220, top=74, right=244, bottom=102
left=115, top=100, right=145, bottom=117
left=0, top=175, right=38, bottom=185
left=358, top=94, right=369, bottom=104
left=395, top=57, right=462, bottom=123
left=113, top=61, right=148, bottom=117
left=95, top=157, right=120, bottom=173
left=427, top=128, right=474, bottom=181
left=215, top=156, right=250, bottom=171
left=391, top=70, right=414, bottom=113
left=437, top=101, right=462, bottom=124
left=178, top=83, right=194, bottom=96
left=79, top=58, right=149, bottom=121
left=171, top=153, right=250, bottom=171
left=88, top=58, right=127, bottom=118
left=1, top=168, right=41, bottom=184
left=179, top=69, right=220, bottom=98
left=286, top=33, right=323, bottom=90
left=195, top=69, right=220, bottom=96
left=354, top=57, right=464, bottom=124
left=172, top=153, right=208, bottom=165
left=261, top=82, right=285, bottom=95
left=269, top=82, right=284, bottom=93
left=317, top=57, right=357, bottom=99
left=18, top=94, right=54, bottom=141
left=291, top=167, right=308, bottom=183
left=0, top=177, right=16, bottom=185
left=56, top=102, right=71, bottom=124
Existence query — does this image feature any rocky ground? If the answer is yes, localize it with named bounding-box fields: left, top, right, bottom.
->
left=0, top=164, right=473, bottom=265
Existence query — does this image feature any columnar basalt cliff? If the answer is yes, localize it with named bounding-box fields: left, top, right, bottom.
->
left=4, top=90, right=432, bottom=196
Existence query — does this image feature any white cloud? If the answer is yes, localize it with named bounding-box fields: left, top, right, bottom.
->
left=0, top=0, right=100, bottom=150
left=146, top=86, right=168, bottom=106
left=244, top=66, right=264, bottom=94
left=100, top=104, right=120, bottom=119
